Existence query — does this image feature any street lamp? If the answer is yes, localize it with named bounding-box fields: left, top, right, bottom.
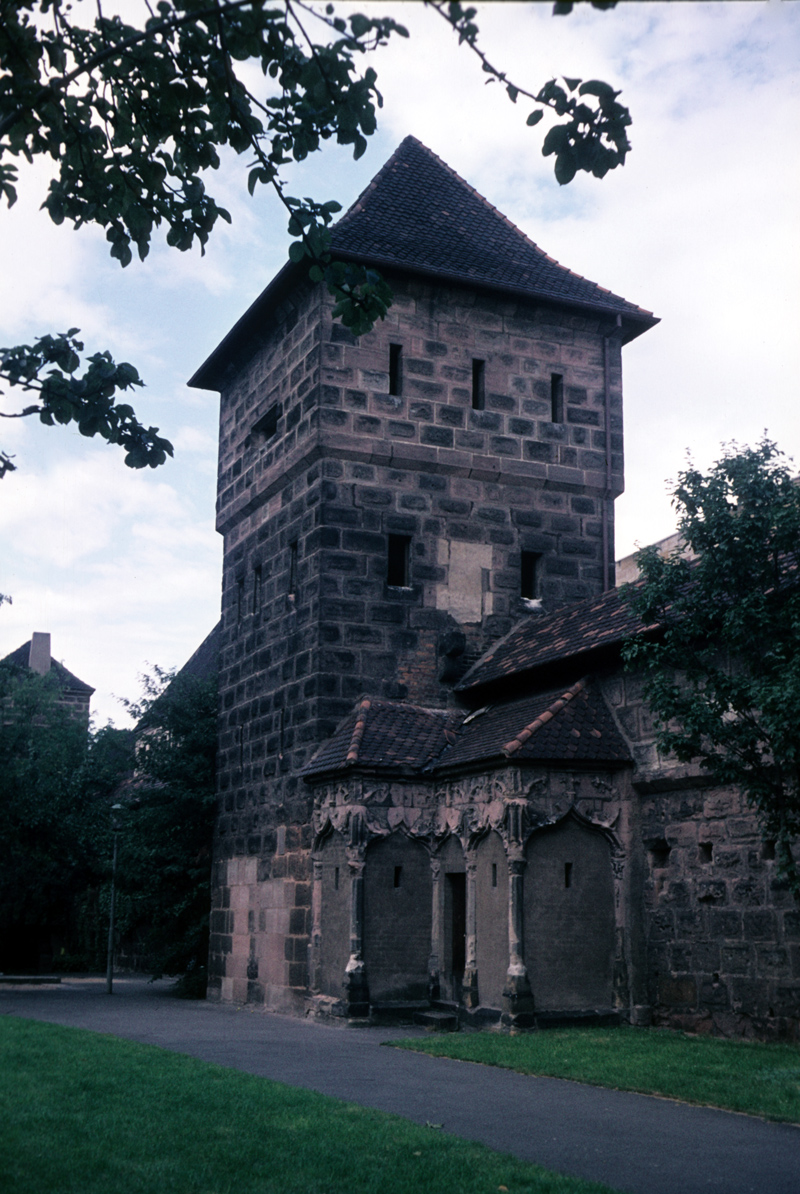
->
left=106, top=803, right=123, bottom=995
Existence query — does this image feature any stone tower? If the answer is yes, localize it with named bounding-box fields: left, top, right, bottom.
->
left=189, top=136, right=656, bottom=1010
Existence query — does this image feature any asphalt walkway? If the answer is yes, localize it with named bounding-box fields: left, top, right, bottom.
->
left=2, top=977, right=799, bottom=1194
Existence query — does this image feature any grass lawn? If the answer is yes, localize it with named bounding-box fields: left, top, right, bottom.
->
left=0, top=1016, right=618, bottom=1194
left=388, top=1025, right=800, bottom=1123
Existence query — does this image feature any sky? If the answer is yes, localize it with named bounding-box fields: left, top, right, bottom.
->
left=1, top=0, right=799, bottom=726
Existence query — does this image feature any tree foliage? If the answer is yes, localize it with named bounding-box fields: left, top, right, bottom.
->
left=622, top=439, right=800, bottom=898
left=0, top=665, right=126, bottom=970
left=1, top=0, right=630, bottom=474
left=117, top=666, right=218, bottom=994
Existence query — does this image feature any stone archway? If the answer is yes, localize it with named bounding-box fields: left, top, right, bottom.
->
left=363, top=834, right=432, bottom=1003
left=524, top=815, right=615, bottom=1011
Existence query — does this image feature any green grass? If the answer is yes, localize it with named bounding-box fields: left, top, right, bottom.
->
left=388, top=1026, right=800, bottom=1123
left=0, top=1017, right=617, bottom=1194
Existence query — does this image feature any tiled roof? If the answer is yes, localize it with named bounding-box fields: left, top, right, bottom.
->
left=189, top=136, right=657, bottom=390
left=302, top=697, right=457, bottom=777
left=330, top=137, right=656, bottom=332
left=0, top=640, right=94, bottom=694
left=137, top=622, right=221, bottom=730
left=458, top=586, right=655, bottom=693
left=435, top=679, right=630, bottom=771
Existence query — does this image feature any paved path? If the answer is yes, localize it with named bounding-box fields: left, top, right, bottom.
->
left=2, top=977, right=799, bottom=1194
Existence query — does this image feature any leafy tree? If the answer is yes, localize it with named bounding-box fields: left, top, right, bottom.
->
left=622, top=439, right=800, bottom=900
left=0, top=664, right=123, bottom=970
left=1, top=0, right=631, bottom=477
left=117, top=665, right=218, bottom=995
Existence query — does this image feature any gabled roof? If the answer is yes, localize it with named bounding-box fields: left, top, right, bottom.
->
left=435, top=679, right=630, bottom=772
left=137, top=622, right=221, bottom=730
left=302, top=697, right=457, bottom=778
left=457, top=586, right=656, bottom=695
left=189, top=136, right=657, bottom=390
left=0, top=640, right=94, bottom=694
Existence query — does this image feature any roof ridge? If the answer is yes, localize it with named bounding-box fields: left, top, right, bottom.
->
left=502, top=677, right=587, bottom=757
left=345, top=697, right=371, bottom=765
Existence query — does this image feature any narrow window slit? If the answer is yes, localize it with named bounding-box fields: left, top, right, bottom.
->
left=288, top=542, right=298, bottom=599
left=253, top=564, right=262, bottom=616
left=334, top=866, right=339, bottom=891
left=472, top=359, right=485, bottom=410
left=551, top=373, right=564, bottom=423
left=699, top=842, right=713, bottom=864
left=393, top=866, right=402, bottom=889
left=564, top=862, right=573, bottom=889
left=492, top=862, right=497, bottom=888
left=389, top=343, right=403, bottom=396
left=387, top=534, right=411, bottom=587
left=520, top=551, right=540, bottom=599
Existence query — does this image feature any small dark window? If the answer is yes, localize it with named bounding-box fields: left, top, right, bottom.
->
left=251, top=402, right=282, bottom=442
left=520, top=551, right=540, bottom=599
left=472, top=359, right=485, bottom=410
left=491, top=862, right=497, bottom=888
left=288, top=541, right=298, bottom=599
left=564, top=862, right=573, bottom=889
left=389, top=343, right=403, bottom=396
left=236, top=577, right=244, bottom=623
left=393, top=865, right=403, bottom=889
left=649, top=840, right=671, bottom=869
left=334, top=866, right=339, bottom=891
left=387, top=534, right=411, bottom=587
left=551, top=373, right=564, bottom=423
left=761, top=839, right=776, bottom=860
left=253, top=564, right=262, bottom=616
left=699, top=842, right=713, bottom=864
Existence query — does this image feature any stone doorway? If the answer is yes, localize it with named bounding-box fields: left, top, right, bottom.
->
left=523, top=816, right=615, bottom=1011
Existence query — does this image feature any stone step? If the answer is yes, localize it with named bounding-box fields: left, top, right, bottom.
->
left=415, top=1008, right=459, bottom=1032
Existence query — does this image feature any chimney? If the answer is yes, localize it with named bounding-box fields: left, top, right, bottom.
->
left=28, top=632, right=51, bottom=676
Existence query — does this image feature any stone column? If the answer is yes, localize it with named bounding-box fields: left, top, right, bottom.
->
left=462, top=856, right=479, bottom=1009
left=307, top=858, right=323, bottom=994
left=428, top=855, right=441, bottom=1002
left=343, top=851, right=369, bottom=1017
left=502, top=803, right=534, bottom=1026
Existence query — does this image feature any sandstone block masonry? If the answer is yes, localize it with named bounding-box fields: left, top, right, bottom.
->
left=210, top=273, right=625, bottom=1010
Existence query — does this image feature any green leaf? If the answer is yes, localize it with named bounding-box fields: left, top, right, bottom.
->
left=526, top=110, right=544, bottom=127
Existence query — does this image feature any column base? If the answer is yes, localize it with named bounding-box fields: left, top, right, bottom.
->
left=343, top=961, right=370, bottom=1018
left=501, top=971, right=535, bottom=1028
left=462, top=967, right=479, bottom=1010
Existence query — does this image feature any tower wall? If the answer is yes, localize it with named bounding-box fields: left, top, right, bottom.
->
left=210, top=273, right=625, bottom=1009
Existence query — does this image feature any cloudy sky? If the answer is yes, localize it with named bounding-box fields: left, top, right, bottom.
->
left=1, top=0, right=798, bottom=725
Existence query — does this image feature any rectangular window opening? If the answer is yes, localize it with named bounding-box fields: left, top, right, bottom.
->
left=288, top=541, right=298, bottom=600
left=253, top=564, right=262, bottom=616
left=564, top=862, right=573, bottom=889
left=551, top=373, right=564, bottom=423
left=389, top=343, right=403, bottom=396
left=251, top=402, right=282, bottom=443
left=387, top=534, right=411, bottom=588
left=472, top=359, right=486, bottom=411
left=520, top=551, right=541, bottom=600
left=649, top=840, right=671, bottom=869
left=236, top=577, right=244, bottom=624
left=699, top=842, right=713, bottom=864
left=491, top=862, right=497, bottom=888
left=393, top=865, right=403, bottom=889
left=334, top=866, right=339, bottom=891
left=761, top=839, right=776, bottom=861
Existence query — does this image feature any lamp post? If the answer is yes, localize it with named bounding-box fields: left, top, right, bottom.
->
left=106, top=803, right=123, bottom=995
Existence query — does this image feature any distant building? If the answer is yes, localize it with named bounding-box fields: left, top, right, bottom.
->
left=1, top=632, right=94, bottom=719
left=190, top=137, right=797, bottom=1038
